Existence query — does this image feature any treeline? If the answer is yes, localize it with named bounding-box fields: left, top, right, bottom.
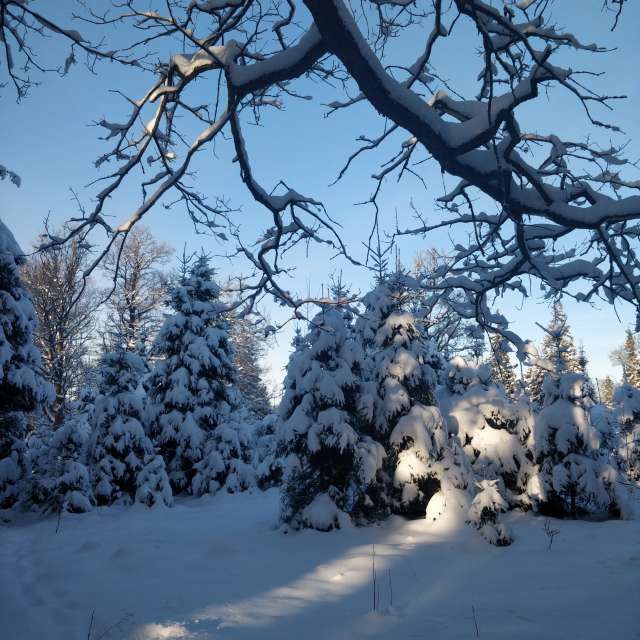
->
left=0, top=221, right=638, bottom=546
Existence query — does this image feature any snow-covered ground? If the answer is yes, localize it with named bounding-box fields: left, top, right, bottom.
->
left=2, top=489, right=639, bottom=640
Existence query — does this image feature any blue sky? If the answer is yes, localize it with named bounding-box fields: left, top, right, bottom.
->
left=2, top=0, right=640, bottom=386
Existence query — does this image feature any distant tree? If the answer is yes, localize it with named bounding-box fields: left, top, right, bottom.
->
left=0, top=220, right=53, bottom=508
left=230, top=316, right=271, bottom=418
left=101, top=226, right=173, bottom=353
left=599, top=376, right=616, bottom=407
left=22, top=237, right=98, bottom=424
left=620, top=331, right=640, bottom=388
left=488, top=334, right=518, bottom=398
left=524, top=300, right=579, bottom=407
left=576, top=343, right=597, bottom=401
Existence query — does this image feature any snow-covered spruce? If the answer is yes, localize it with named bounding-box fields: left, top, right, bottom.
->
left=252, top=413, right=282, bottom=489
left=466, top=479, right=513, bottom=546
left=146, top=256, right=243, bottom=495
left=488, top=334, right=519, bottom=398
left=528, top=373, right=631, bottom=519
left=27, top=403, right=95, bottom=514
left=0, top=219, right=53, bottom=508
left=613, top=383, right=640, bottom=482
left=279, top=307, right=383, bottom=531
left=524, top=300, right=578, bottom=408
left=440, top=357, right=532, bottom=508
left=357, top=282, right=459, bottom=520
left=91, top=349, right=171, bottom=507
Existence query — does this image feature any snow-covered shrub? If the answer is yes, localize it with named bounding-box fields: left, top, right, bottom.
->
left=466, top=479, right=513, bottom=546
left=613, top=383, right=640, bottom=481
left=146, top=256, right=240, bottom=494
left=441, top=358, right=533, bottom=507
left=528, top=373, right=631, bottom=519
left=0, top=220, right=53, bottom=508
left=135, top=455, right=173, bottom=507
left=279, top=307, right=383, bottom=531
left=357, top=282, right=459, bottom=520
left=91, top=349, right=163, bottom=506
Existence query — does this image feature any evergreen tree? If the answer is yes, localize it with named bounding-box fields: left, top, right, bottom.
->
left=598, top=376, right=615, bottom=407
left=443, top=357, right=532, bottom=508
left=0, top=220, right=53, bottom=508
left=576, top=343, right=596, bottom=401
left=357, top=281, right=458, bottom=520
left=528, top=373, right=631, bottom=519
left=524, top=300, right=578, bottom=407
left=91, top=348, right=171, bottom=506
left=146, top=255, right=239, bottom=495
left=230, top=316, right=271, bottom=418
left=613, top=383, right=640, bottom=481
left=27, top=396, right=95, bottom=514
left=621, top=330, right=640, bottom=387
left=488, top=334, right=518, bottom=398
left=279, top=307, right=383, bottom=530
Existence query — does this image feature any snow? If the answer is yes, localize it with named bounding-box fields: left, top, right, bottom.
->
left=1, top=488, right=638, bottom=639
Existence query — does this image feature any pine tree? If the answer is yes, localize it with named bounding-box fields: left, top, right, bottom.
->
left=146, top=255, right=239, bottom=495
left=230, top=316, right=271, bottom=418
left=488, top=334, right=518, bottom=398
left=0, top=220, right=53, bottom=508
left=91, top=348, right=171, bottom=506
left=357, top=281, right=458, bottom=520
left=279, top=307, right=383, bottom=530
left=528, top=373, right=630, bottom=519
left=524, top=300, right=578, bottom=407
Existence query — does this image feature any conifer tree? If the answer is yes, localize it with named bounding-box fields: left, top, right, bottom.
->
left=91, top=348, right=171, bottom=506
left=279, top=307, right=383, bottom=530
left=357, top=280, right=459, bottom=520
left=230, top=316, right=271, bottom=418
left=524, top=300, right=578, bottom=407
left=147, top=255, right=239, bottom=495
left=528, top=373, right=630, bottom=519
left=576, top=343, right=596, bottom=401
left=488, top=334, right=519, bottom=398
left=0, top=220, right=53, bottom=508
left=613, top=383, right=640, bottom=481
left=28, top=397, right=95, bottom=514
left=443, top=358, right=532, bottom=508
left=599, top=376, right=615, bottom=407
left=621, top=330, right=640, bottom=388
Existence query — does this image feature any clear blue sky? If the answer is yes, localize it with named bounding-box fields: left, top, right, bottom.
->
left=2, top=0, right=639, bottom=386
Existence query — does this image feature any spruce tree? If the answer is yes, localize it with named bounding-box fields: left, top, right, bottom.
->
left=279, top=307, right=383, bottom=530
left=443, top=357, right=532, bottom=508
left=576, top=343, right=596, bottom=401
left=91, top=348, right=171, bottom=506
left=147, top=255, right=239, bottom=495
left=357, top=280, right=458, bottom=520
left=0, top=220, right=53, bottom=508
left=488, top=334, right=518, bottom=398
left=621, top=330, right=640, bottom=388
left=528, top=373, right=630, bottom=519
left=599, top=376, right=615, bottom=407
left=28, top=397, right=94, bottom=514
left=613, top=383, right=640, bottom=481
left=524, top=300, right=578, bottom=407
